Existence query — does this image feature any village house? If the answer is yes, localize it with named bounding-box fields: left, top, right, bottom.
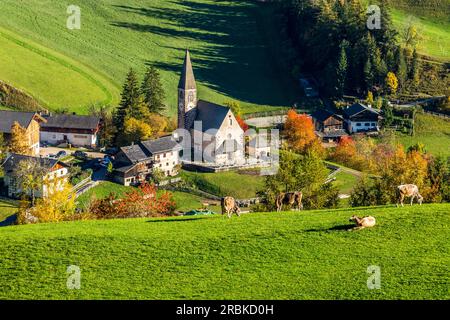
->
left=342, top=103, right=381, bottom=134
left=2, top=153, right=69, bottom=199
left=248, top=134, right=271, bottom=163
left=0, top=110, right=46, bottom=156
left=311, top=109, right=348, bottom=142
left=177, top=50, right=245, bottom=166
left=113, top=135, right=182, bottom=186
left=40, top=114, right=101, bottom=148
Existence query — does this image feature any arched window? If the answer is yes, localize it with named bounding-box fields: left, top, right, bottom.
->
left=229, top=115, right=232, bottom=126
left=188, top=92, right=194, bottom=102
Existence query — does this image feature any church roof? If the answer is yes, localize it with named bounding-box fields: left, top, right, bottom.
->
left=178, top=50, right=196, bottom=90
left=195, top=100, right=231, bottom=132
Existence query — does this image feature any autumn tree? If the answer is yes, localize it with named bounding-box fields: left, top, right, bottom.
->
left=122, top=117, right=153, bottom=145
left=114, top=69, right=141, bottom=137
left=385, top=72, right=398, bottom=94
left=236, top=116, right=249, bottom=132
left=224, top=101, right=242, bottom=117
left=283, top=110, right=323, bottom=156
left=89, top=104, right=115, bottom=147
left=9, top=122, right=30, bottom=155
left=14, top=159, right=47, bottom=205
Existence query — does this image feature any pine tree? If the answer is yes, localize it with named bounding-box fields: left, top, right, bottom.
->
left=395, top=47, right=407, bottom=89
left=364, top=57, right=373, bottom=90
left=141, top=66, right=166, bottom=114
left=335, top=41, right=348, bottom=97
left=9, top=122, right=30, bottom=155
left=410, top=49, right=421, bottom=85
left=114, top=69, right=141, bottom=134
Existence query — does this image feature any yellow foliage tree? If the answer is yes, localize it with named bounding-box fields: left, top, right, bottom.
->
left=146, top=113, right=168, bottom=137
left=122, top=117, right=153, bottom=145
left=31, top=179, right=76, bottom=223
left=9, top=121, right=30, bottom=155
left=385, top=72, right=398, bottom=94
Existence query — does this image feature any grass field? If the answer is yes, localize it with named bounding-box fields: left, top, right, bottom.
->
left=76, top=181, right=219, bottom=212
left=334, top=171, right=360, bottom=195
left=0, top=203, right=448, bottom=299
left=181, top=170, right=266, bottom=199
left=0, top=0, right=297, bottom=115
left=394, top=113, right=450, bottom=158
left=391, top=8, right=450, bottom=61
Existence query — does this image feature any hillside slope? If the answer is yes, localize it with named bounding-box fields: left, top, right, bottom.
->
left=0, top=204, right=448, bottom=299
left=0, top=0, right=297, bottom=115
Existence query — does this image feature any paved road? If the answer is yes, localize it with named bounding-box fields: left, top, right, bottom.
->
left=40, top=147, right=106, bottom=159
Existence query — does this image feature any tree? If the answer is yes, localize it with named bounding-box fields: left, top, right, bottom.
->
left=114, top=69, right=141, bottom=136
left=89, top=104, right=115, bottom=147
left=141, top=66, right=166, bottom=114
left=107, top=162, right=114, bottom=179
left=381, top=99, right=394, bottom=127
left=283, top=110, right=322, bottom=155
left=30, top=180, right=76, bottom=223
left=366, top=91, right=374, bottom=106
left=146, top=112, right=169, bottom=137
left=9, top=121, right=30, bottom=155
left=335, top=41, right=348, bottom=97
left=121, top=117, right=153, bottom=145
left=224, top=101, right=242, bottom=117
left=14, top=159, right=47, bottom=205
left=395, top=48, right=408, bottom=89
left=409, top=49, right=421, bottom=85
left=385, top=72, right=398, bottom=94
left=236, top=116, right=249, bottom=132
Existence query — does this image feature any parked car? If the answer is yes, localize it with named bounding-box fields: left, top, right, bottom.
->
left=74, top=151, right=88, bottom=159
left=55, top=151, right=67, bottom=159
left=102, top=147, right=118, bottom=156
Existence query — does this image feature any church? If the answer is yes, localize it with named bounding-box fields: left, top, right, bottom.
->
left=177, top=50, right=245, bottom=166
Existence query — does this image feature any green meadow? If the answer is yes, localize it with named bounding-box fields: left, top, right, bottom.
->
left=0, top=203, right=448, bottom=299
left=0, top=0, right=297, bottom=115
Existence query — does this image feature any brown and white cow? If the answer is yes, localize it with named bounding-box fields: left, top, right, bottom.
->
left=397, top=184, right=423, bottom=207
left=221, top=196, right=241, bottom=218
left=349, top=215, right=376, bottom=231
left=276, top=191, right=303, bottom=212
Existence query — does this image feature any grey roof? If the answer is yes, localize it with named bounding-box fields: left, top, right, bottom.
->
left=0, top=111, right=43, bottom=133
left=41, top=114, right=100, bottom=130
left=141, top=135, right=182, bottom=154
left=178, top=50, right=196, bottom=90
left=311, top=109, right=343, bottom=122
left=195, top=100, right=231, bottom=132
left=2, top=153, right=64, bottom=173
left=343, top=103, right=379, bottom=118
left=316, top=129, right=348, bottom=138
left=120, top=144, right=151, bottom=163
left=119, top=135, right=182, bottom=164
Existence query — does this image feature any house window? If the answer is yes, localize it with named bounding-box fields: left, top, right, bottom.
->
left=365, top=123, right=370, bottom=127
left=356, top=123, right=362, bottom=127
left=163, top=153, right=166, bottom=158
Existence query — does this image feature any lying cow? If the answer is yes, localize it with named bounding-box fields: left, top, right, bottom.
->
left=276, top=191, right=303, bottom=212
left=397, top=184, right=423, bottom=207
left=221, top=196, right=241, bottom=218
left=349, top=215, right=376, bottom=231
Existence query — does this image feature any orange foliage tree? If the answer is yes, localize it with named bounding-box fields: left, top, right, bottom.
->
left=236, top=115, right=249, bottom=132
left=283, top=109, right=323, bottom=155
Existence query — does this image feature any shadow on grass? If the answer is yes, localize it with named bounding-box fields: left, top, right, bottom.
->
left=0, top=214, right=17, bottom=227
left=146, top=217, right=207, bottom=223
left=110, top=1, right=298, bottom=107
left=305, top=224, right=355, bottom=232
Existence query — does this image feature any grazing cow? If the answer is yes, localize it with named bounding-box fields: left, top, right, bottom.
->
left=276, top=191, right=303, bottom=212
left=397, top=184, right=423, bottom=207
left=349, top=215, right=376, bottom=231
left=221, top=196, right=241, bottom=218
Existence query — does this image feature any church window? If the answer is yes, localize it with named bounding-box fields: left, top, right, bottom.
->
left=188, top=92, right=194, bottom=102
left=229, top=115, right=232, bottom=126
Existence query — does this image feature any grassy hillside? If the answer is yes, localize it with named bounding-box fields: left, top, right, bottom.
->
left=0, top=0, right=297, bottom=115
left=391, top=8, right=450, bottom=61
left=0, top=203, right=448, bottom=299
left=394, top=113, right=450, bottom=158
left=0, top=199, right=18, bottom=223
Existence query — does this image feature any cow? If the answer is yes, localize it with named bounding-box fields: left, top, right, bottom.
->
left=397, top=184, right=423, bottom=207
left=221, top=196, right=241, bottom=218
left=276, top=191, right=303, bottom=212
left=349, top=215, right=376, bottom=231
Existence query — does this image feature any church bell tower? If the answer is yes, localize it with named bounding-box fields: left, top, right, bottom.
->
left=178, top=49, right=197, bottom=130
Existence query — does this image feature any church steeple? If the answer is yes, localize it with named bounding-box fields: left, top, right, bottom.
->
left=178, top=49, right=196, bottom=90
left=178, top=49, right=198, bottom=130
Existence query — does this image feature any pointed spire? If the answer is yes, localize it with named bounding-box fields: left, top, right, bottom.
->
left=178, top=49, right=196, bottom=90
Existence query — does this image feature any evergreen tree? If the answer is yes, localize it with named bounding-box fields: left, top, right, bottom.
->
left=364, top=57, right=373, bottom=90
left=114, top=69, right=141, bottom=134
left=381, top=99, right=394, bottom=127
left=335, top=41, right=348, bottom=97
left=395, top=47, right=408, bottom=90
left=410, top=49, right=421, bottom=85
left=141, top=66, right=166, bottom=114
